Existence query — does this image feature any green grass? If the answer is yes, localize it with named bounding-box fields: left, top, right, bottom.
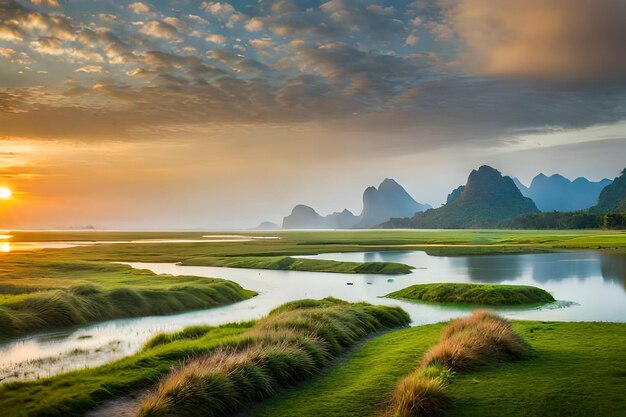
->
left=251, top=321, right=626, bottom=417
left=386, top=283, right=555, bottom=306
left=0, top=260, right=255, bottom=340
left=0, top=299, right=409, bottom=417
left=7, top=229, right=626, bottom=263
left=182, top=255, right=414, bottom=274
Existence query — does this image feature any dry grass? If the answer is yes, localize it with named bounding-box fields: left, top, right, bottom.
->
left=391, top=373, right=449, bottom=417
left=387, top=311, right=530, bottom=417
left=421, top=310, right=530, bottom=371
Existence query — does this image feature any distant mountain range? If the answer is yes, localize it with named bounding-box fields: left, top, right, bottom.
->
left=384, top=166, right=539, bottom=228
left=280, top=178, right=430, bottom=229
left=513, top=174, right=612, bottom=212
left=262, top=167, right=624, bottom=230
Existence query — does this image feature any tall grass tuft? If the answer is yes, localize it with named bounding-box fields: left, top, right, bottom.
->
left=137, top=298, right=410, bottom=417
left=392, top=373, right=449, bottom=417
left=388, top=311, right=530, bottom=417
left=421, top=310, right=530, bottom=371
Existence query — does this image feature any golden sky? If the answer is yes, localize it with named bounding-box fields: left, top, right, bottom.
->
left=1, top=0, right=626, bottom=228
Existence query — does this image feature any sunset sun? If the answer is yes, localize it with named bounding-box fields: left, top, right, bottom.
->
left=0, top=187, right=12, bottom=200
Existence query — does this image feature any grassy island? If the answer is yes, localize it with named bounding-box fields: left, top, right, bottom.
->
left=386, top=283, right=555, bottom=306
left=182, top=255, right=414, bottom=275
left=0, top=260, right=255, bottom=340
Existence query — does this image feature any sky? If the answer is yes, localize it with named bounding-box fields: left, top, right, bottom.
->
left=1, top=0, right=626, bottom=229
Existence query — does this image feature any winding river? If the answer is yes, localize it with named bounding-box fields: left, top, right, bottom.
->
left=1, top=250, right=625, bottom=383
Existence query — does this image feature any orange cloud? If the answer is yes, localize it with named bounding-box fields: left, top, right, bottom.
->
left=448, top=0, right=626, bottom=83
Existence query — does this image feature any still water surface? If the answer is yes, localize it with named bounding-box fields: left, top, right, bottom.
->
left=0, top=250, right=624, bottom=382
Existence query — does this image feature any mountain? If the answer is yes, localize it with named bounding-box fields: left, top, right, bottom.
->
left=357, top=178, right=431, bottom=228
left=513, top=174, right=612, bottom=212
left=594, top=168, right=626, bottom=212
left=383, top=166, right=539, bottom=228
left=282, top=205, right=359, bottom=229
left=512, top=178, right=529, bottom=195
left=251, top=221, right=280, bottom=230
left=281, top=178, right=429, bottom=229
left=326, top=209, right=360, bottom=229
left=446, top=185, right=465, bottom=204
left=282, top=205, right=329, bottom=229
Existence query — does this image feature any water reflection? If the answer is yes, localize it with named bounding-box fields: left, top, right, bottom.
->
left=601, top=253, right=626, bottom=290
left=449, top=255, right=524, bottom=283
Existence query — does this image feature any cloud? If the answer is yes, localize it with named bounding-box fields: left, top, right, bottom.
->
left=0, top=25, right=23, bottom=42
left=75, top=65, right=103, bottom=73
left=0, top=47, right=16, bottom=58
left=30, top=37, right=64, bottom=55
left=30, top=37, right=104, bottom=62
left=201, top=1, right=243, bottom=27
left=128, top=2, right=151, bottom=15
left=244, top=17, right=264, bottom=32
left=139, top=21, right=182, bottom=42
left=205, top=34, right=226, bottom=44
left=29, top=0, right=60, bottom=8
left=447, top=0, right=626, bottom=83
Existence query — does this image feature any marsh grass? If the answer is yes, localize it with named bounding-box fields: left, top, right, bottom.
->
left=388, top=311, right=530, bottom=417
left=183, top=255, right=414, bottom=275
left=137, top=298, right=410, bottom=417
left=387, top=283, right=555, bottom=306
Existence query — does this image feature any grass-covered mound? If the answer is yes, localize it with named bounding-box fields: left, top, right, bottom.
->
left=0, top=261, right=255, bottom=340
left=137, top=298, right=410, bottom=417
left=387, top=283, right=555, bottom=306
left=183, top=255, right=414, bottom=275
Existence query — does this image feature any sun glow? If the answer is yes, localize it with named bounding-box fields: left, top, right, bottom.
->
left=0, top=187, right=12, bottom=200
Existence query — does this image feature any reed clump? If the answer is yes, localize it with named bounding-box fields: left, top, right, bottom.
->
left=388, top=311, right=530, bottom=417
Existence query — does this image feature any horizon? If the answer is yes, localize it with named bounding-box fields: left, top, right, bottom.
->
left=1, top=0, right=626, bottom=229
